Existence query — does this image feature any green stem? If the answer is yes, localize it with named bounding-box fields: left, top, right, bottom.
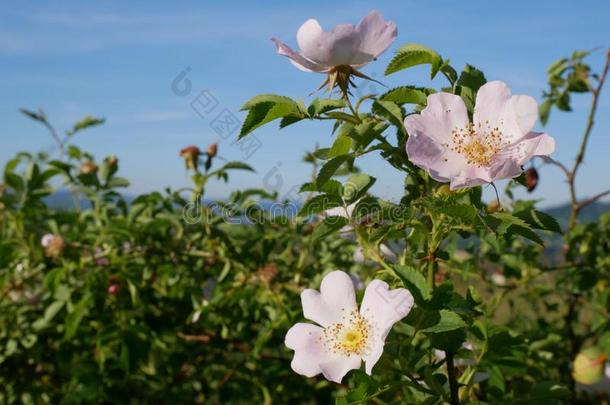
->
left=446, top=353, right=461, bottom=405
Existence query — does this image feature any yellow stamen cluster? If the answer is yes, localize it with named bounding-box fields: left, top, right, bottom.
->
left=322, top=308, right=371, bottom=356
left=450, top=121, right=505, bottom=167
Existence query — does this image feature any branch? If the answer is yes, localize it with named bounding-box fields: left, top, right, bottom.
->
left=568, top=49, right=610, bottom=230
left=577, top=189, right=610, bottom=211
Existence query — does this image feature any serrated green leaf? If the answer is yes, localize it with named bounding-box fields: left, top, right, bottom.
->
left=379, top=86, right=432, bottom=106
left=394, top=265, right=430, bottom=305
left=385, top=43, right=442, bottom=78
left=328, top=134, right=352, bottom=158
left=422, top=310, right=466, bottom=333
left=316, top=155, right=350, bottom=188
left=312, top=216, right=349, bottom=241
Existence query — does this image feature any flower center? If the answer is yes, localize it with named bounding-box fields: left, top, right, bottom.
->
left=450, top=122, right=505, bottom=167
left=322, top=309, right=371, bottom=356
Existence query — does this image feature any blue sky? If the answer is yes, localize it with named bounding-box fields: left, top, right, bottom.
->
left=1, top=0, right=609, bottom=207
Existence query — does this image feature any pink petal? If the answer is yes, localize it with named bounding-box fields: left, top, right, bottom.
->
left=271, top=37, right=329, bottom=72
left=405, top=92, right=469, bottom=181
left=511, top=94, right=538, bottom=134
left=359, top=280, right=413, bottom=374
left=450, top=166, right=492, bottom=190
left=351, top=11, right=397, bottom=66
left=473, top=81, right=524, bottom=144
left=296, top=11, right=395, bottom=68
left=285, top=323, right=326, bottom=377
left=497, top=131, right=556, bottom=165
left=301, top=271, right=358, bottom=327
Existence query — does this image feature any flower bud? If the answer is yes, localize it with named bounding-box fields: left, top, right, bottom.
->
left=524, top=167, right=539, bottom=192
left=107, top=155, right=118, bottom=168
left=80, top=161, right=98, bottom=175
left=107, top=283, right=120, bottom=296
left=207, top=143, right=218, bottom=157
left=180, top=145, right=201, bottom=171
left=41, top=233, right=65, bottom=259
left=486, top=200, right=502, bottom=213
left=573, top=347, right=607, bottom=385
left=435, top=185, right=452, bottom=196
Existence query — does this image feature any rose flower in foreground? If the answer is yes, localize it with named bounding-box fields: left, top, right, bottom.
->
left=285, top=271, right=413, bottom=383
left=404, top=81, right=555, bottom=189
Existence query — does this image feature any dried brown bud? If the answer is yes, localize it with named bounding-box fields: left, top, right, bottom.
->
left=179, top=145, right=201, bottom=170
left=207, top=143, right=218, bottom=157
left=80, top=161, right=98, bottom=175
left=0, top=184, right=5, bottom=196
left=41, top=234, right=66, bottom=259
left=257, top=263, right=279, bottom=283
left=524, top=167, right=539, bottom=192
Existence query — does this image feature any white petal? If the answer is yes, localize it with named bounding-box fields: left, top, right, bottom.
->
left=359, top=280, right=414, bottom=374
left=404, top=92, right=469, bottom=181
left=511, top=94, right=538, bottom=134
left=319, top=355, right=362, bottom=383
left=450, top=166, right=492, bottom=190
left=271, top=37, right=329, bottom=72
left=285, top=323, right=326, bottom=377
left=473, top=81, right=524, bottom=143
left=351, top=11, right=397, bottom=66
left=301, top=271, right=357, bottom=327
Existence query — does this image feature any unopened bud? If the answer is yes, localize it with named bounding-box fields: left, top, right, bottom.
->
left=180, top=145, right=201, bottom=171
left=573, top=348, right=607, bottom=385
left=107, top=155, right=118, bottom=168
left=107, top=283, right=120, bottom=296
left=486, top=200, right=502, bottom=213
left=207, top=143, right=218, bottom=157
left=524, top=168, right=539, bottom=192
left=80, top=161, right=98, bottom=175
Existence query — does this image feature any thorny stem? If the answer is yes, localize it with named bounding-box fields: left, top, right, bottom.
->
left=344, top=95, right=362, bottom=124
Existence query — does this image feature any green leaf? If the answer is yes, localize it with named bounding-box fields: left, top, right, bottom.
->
left=385, top=43, right=443, bottom=78
left=239, top=95, right=301, bottom=138
left=394, top=265, right=430, bottom=305
left=71, top=115, right=105, bottom=135
left=64, top=294, right=92, bottom=340
left=308, top=98, right=346, bottom=116
left=489, top=212, right=544, bottom=245
left=220, top=161, right=255, bottom=172
left=328, top=134, right=352, bottom=158
left=539, top=99, right=553, bottom=126
left=372, top=100, right=404, bottom=128
left=422, top=310, right=467, bottom=333
left=343, top=173, right=375, bottom=203
left=514, top=209, right=561, bottom=233
left=379, top=86, right=432, bottom=106
left=316, top=155, right=350, bottom=188
left=312, top=216, right=349, bottom=241
left=297, top=194, right=342, bottom=217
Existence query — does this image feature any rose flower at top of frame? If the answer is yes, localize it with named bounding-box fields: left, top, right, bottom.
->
left=271, top=11, right=397, bottom=96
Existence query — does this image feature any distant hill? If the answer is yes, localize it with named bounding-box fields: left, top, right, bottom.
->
left=544, top=201, right=610, bottom=229
left=43, top=189, right=610, bottom=227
